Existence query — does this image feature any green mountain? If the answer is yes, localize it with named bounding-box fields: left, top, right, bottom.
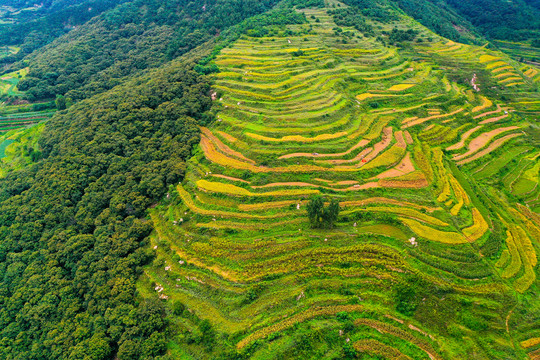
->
left=0, top=0, right=538, bottom=359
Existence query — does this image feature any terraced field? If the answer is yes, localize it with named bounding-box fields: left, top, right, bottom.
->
left=0, top=102, right=55, bottom=134
left=141, top=4, right=540, bottom=359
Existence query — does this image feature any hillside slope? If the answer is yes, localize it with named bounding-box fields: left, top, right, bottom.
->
left=143, top=2, right=540, bottom=359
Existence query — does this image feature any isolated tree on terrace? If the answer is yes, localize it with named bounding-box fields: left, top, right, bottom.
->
left=307, top=195, right=340, bottom=229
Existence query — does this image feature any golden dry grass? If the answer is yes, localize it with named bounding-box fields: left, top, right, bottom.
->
left=388, top=84, right=415, bottom=91
left=400, top=217, right=467, bottom=244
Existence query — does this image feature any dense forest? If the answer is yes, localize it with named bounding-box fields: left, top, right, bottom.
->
left=0, top=60, right=213, bottom=359
left=0, top=0, right=126, bottom=57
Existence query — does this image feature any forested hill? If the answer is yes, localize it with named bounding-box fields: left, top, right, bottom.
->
left=0, top=55, right=215, bottom=359
left=14, top=0, right=282, bottom=101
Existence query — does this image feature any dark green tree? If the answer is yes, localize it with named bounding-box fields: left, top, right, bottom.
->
left=306, top=196, right=340, bottom=229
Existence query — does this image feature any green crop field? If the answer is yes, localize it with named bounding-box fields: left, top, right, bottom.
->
left=132, top=3, right=540, bottom=360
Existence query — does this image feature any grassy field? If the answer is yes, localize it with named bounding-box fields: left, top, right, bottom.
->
left=140, top=2, right=540, bottom=359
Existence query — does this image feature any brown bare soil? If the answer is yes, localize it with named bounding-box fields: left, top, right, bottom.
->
left=395, top=130, right=407, bottom=148
left=479, top=113, right=509, bottom=124
left=404, top=130, right=413, bottom=144
left=446, top=126, right=482, bottom=151
left=375, top=152, right=415, bottom=179
left=456, top=133, right=523, bottom=165
left=453, top=126, right=519, bottom=161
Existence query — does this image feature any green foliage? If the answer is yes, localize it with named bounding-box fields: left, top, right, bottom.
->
left=306, top=195, right=340, bottom=229
left=329, top=7, right=375, bottom=36
left=173, top=301, right=187, bottom=316
left=387, top=27, right=418, bottom=44
left=444, top=0, right=540, bottom=41
left=0, top=0, right=124, bottom=56
left=339, top=0, right=399, bottom=23
left=283, top=0, right=325, bottom=8
left=0, top=62, right=212, bottom=359
left=16, top=0, right=284, bottom=101
left=394, top=276, right=424, bottom=316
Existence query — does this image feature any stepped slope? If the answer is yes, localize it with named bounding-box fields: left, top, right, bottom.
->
left=142, top=4, right=540, bottom=359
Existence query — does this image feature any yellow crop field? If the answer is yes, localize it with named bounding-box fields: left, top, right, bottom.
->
left=351, top=206, right=448, bottom=226
left=142, top=8, right=540, bottom=359
left=176, top=185, right=288, bottom=219
left=486, top=61, right=507, bottom=69
left=388, top=83, right=415, bottom=91
left=494, top=72, right=518, bottom=79
left=479, top=55, right=501, bottom=63
left=449, top=177, right=470, bottom=215
left=504, top=82, right=525, bottom=87
left=245, top=131, right=347, bottom=143
left=472, top=96, right=493, bottom=113
left=462, top=209, right=489, bottom=241
left=524, top=68, right=538, bottom=77
left=196, top=179, right=319, bottom=197
left=521, top=338, right=540, bottom=348
left=400, top=217, right=467, bottom=243
left=492, top=66, right=514, bottom=74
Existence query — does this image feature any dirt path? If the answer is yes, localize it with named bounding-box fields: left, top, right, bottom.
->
left=479, top=113, right=509, bottom=124
left=345, top=182, right=379, bottom=190
left=473, top=104, right=501, bottom=119
left=319, top=147, right=373, bottom=165
left=211, top=174, right=250, bottom=183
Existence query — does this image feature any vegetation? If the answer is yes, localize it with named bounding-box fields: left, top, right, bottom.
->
left=0, top=60, right=213, bottom=358
left=307, top=195, right=340, bottom=228
left=0, top=0, right=538, bottom=360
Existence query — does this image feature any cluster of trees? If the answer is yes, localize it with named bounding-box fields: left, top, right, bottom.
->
left=395, top=0, right=540, bottom=42
left=282, top=0, right=325, bottom=8
left=387, top=27, right=418, bottom=45
left=233, top=9, right=307, bottom=38
left=339, top=0, right=399, bottom=23
left=329, top=7, right=376, bottom=37
left=306, top=196, right=340, bottom=229
left=0, top=59, right=213, bottom=359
